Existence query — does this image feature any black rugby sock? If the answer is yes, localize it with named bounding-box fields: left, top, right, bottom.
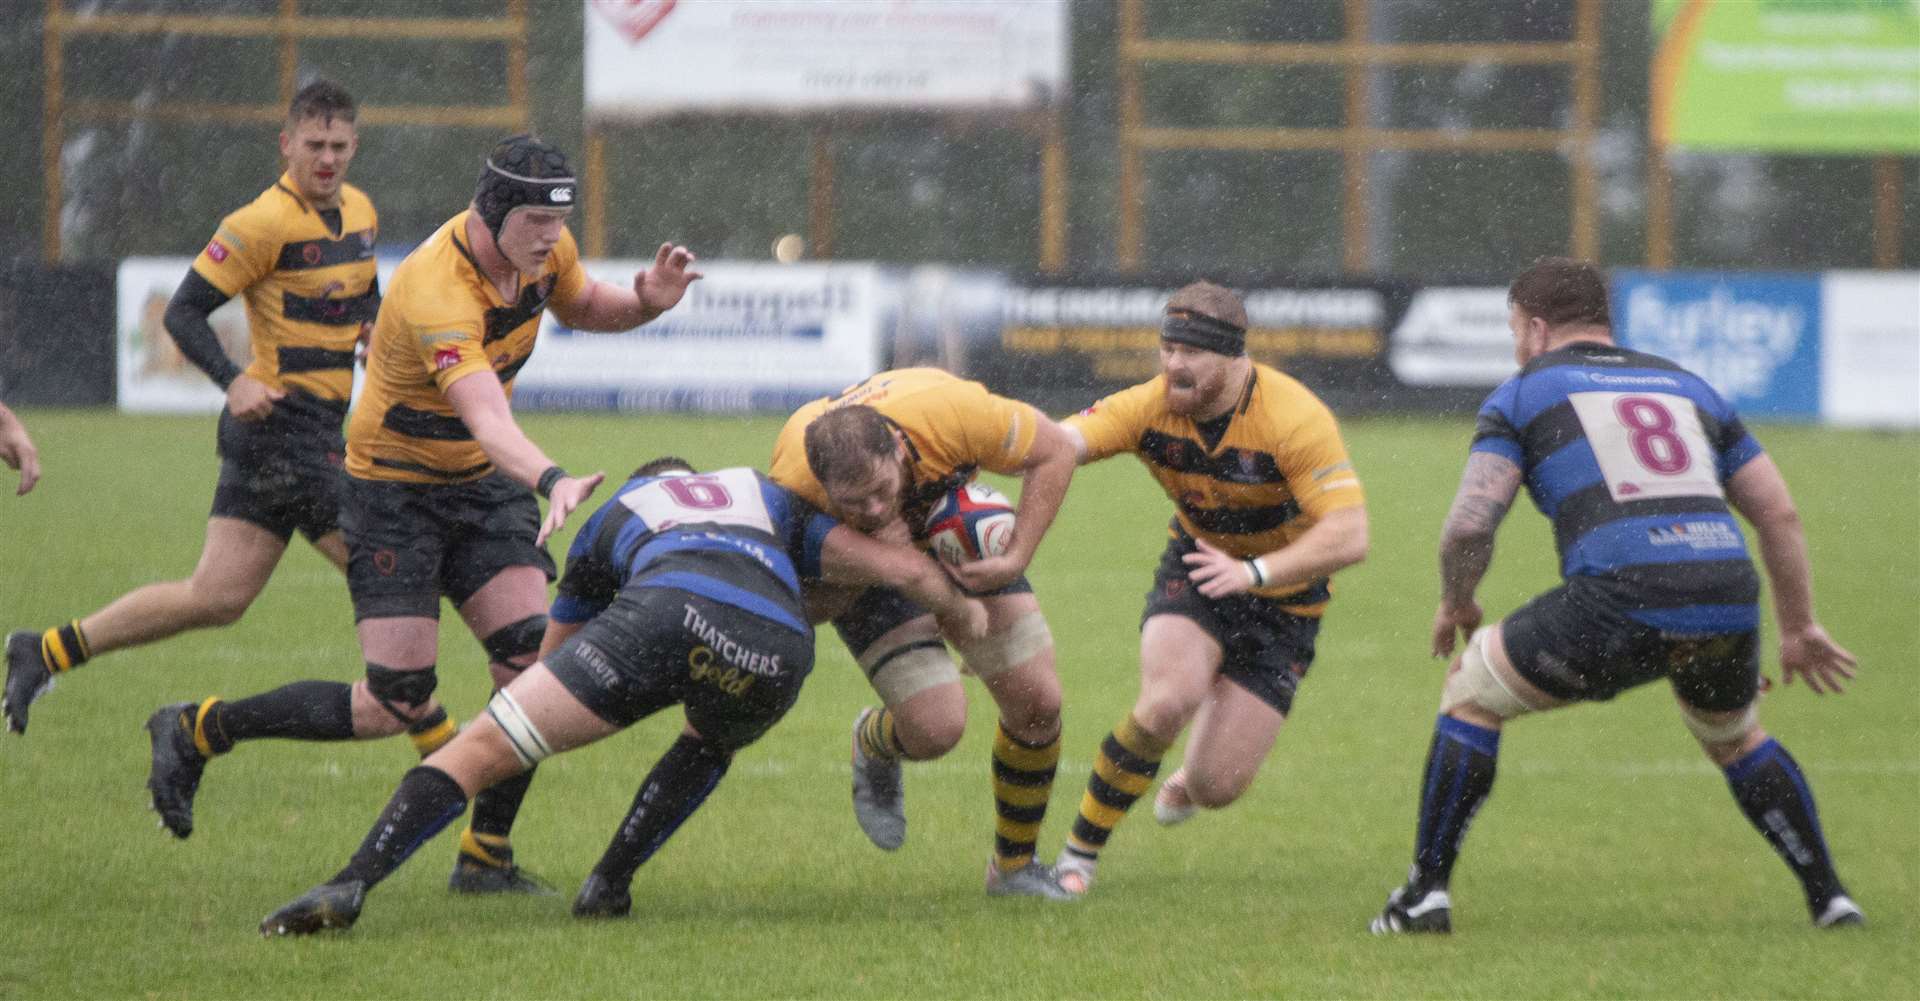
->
left=1410, top=714, right=1500, bottom=892
left=458, top=766, right=539, bottom=867
left=197, top=681, right=355, bottom=754
left=333, top=766, right=469, bottom=889
left=591, top=735, right=732, bottom=888
left=1723, top=738, right=1845, bottom=908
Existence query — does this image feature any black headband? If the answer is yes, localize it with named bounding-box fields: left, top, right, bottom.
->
left=473, top=146, right=576, bottom=240
left=1161, top=313, right=1247, bottom=356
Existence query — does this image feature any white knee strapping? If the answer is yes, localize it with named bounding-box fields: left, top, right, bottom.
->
left=860, top=642, right=960, bottom=706
left=1680, top=702, right=1758, bottom=745
left=953, top=611, right=1053, bottom=680
left=486, top=688, right=554, bottom=767
left=1439, top=627, right=1539, bottom=720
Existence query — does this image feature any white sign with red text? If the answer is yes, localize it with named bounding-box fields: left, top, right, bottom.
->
left=584, top=0, right=1068, bottom=117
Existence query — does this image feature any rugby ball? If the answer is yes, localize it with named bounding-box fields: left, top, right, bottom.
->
left=924, top=482, right=1016, bottom=565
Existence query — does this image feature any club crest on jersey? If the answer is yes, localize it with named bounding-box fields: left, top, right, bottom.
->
left=302, top=244, right=323, bottom=266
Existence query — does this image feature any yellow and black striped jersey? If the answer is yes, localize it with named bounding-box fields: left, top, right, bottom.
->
left=345, top=210, right=587, bottom=484
left=190, top=172, right=378, bottom=403
left=1067, top=363, right=1364, bottom=613
left=769, top=367, right=1041, bottom=530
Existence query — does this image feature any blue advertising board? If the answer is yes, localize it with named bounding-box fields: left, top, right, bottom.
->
left=1611, top=270, right=1822, bottom=420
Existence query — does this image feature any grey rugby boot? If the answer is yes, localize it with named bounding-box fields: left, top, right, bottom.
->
left=1370, top=883, right=1453, bottom=934
left=145, top=702, right=208, bottom=839
left=985, top=859, right=1078, bottom=901
left=850, top=708, right=906, bottom=850
left=260, top=880, right=367, bottom=936
left=3, top=630, right=53, bottom=735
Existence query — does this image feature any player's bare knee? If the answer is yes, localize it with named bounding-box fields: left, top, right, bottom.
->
left=890, top=689, right=967, bottom=759
left=1187, top=768, right=1251, bottom=810
left=1002, top=687, right=1061, bottom=742
left=1131, top=692, right=1196, bottom=745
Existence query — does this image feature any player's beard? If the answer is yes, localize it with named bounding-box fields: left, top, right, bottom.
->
left=1164, top=367, right=1227, bottom=417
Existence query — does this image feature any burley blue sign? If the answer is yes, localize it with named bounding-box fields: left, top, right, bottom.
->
left=1611, top=271, right=1821, bottom=420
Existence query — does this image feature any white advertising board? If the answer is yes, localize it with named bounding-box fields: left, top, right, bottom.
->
left=585, top=0, right=1068, bottom=117
left=516, top=260, right=889, bottom=412
left=1387, top=287, right=1517, bottom=387
left=1820, top=270, right=1920, bottom=428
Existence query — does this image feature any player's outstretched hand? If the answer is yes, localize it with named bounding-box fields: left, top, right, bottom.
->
left=1182, top=538, right=1254, bottom=599
left=0, top=412, right=39, bottom=496
left=951, top=553, right=1025, bottom=594
left=1430, top=600, right=1483, bottom=659
left=537, top=471, right=605, bottom=546
left=227, top=373, right=285, bottom=421
left=1780, top=623, right=1858, bottom=695
left=635, top=243, right=703, bottom=316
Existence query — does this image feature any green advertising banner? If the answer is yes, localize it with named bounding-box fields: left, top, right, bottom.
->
left=1652, top=0, right=1920, bottom=153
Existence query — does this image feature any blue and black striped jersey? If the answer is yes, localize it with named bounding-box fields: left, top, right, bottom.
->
left=1472, top=342, right=1764, bottom=633
left=550, top=467, right=838, bottom=635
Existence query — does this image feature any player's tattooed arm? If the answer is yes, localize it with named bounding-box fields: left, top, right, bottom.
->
left=1437, top=451, right=1522, bottom=607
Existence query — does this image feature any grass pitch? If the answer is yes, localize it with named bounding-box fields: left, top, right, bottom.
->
left=0, top=409, right=1914, bottom=999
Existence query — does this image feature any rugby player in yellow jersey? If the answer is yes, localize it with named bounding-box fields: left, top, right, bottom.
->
left=143, top=134, right=700, bottom=894
left=1050, top=281, right=1370, bottom=897
left=749, top=367, right=1080, bottom=899
left=5, top=81, right=377, bottom=736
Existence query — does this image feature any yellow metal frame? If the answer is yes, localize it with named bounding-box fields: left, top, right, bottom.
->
left=41, top=0, right=531, bottom=261
left=1116, top=0, right=1602, bottom=273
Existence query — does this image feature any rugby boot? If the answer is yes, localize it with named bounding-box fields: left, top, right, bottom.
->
left=145, top=702, right=207, bottom=839
left=571, top=873, right=633, bottom=919
left=1153, top=768, right=1197, bottom=826
left=449, top=853, right=558, bottom=896
left=984, top=859, right=1077, bottom=902
left=1053, top=849, right=1097, bottom=898
left=1370, top=883, right=1452, bottom=935
left=1814, top=894, right=1865, bottom=928
left=2, top=630, right=52, bottom=735
left=260, top=880, right=366, bottom=936
left=850, top=708, right=906, bottom=850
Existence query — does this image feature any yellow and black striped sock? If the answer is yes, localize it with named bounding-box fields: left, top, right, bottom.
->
left=992, top=723, right=1060, bottom=873
left=1065, top=713, right=1170, bottom=862
left=408, top=707, right=457, bottom=757
left=857, top=706, right=904, bottom=761
left=458, top=828, right=513, bottom=868
left=38, top=621, right=92, bottom=674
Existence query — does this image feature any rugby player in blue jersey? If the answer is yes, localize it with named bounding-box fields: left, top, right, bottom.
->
left=1371, top=258, right=1862, bottom=934
left=259, top=458, right=987, bottom=935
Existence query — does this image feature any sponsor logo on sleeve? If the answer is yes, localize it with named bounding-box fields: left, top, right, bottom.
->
left=433, top=347, right=462, bottom=372
left=205, top=240, right=229, bottom=264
